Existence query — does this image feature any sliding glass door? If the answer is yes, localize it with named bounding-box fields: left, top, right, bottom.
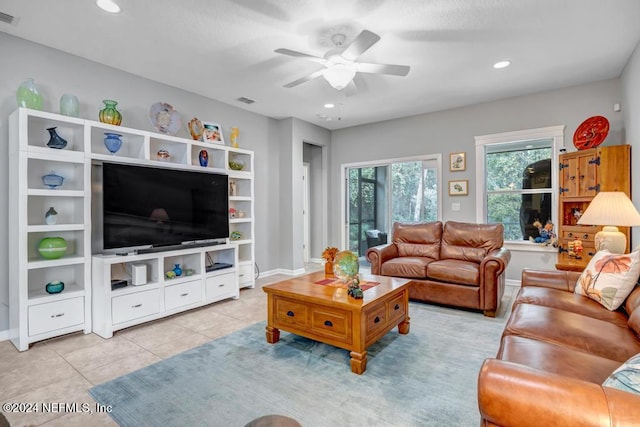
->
left=345, top=157, right=440, bottom=259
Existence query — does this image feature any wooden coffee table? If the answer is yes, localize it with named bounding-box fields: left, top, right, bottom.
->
left=262, top=271, right=411, bottom=374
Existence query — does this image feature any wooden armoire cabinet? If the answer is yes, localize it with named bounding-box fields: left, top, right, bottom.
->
left=557, top=144, right=631, bottom=262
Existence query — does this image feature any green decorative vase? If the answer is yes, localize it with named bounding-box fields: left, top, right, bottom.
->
left=38, top=237, right=67, bottom=260
left=99, top=100, right=122, bottom=125
left=333, top=250, right=363, bottom=298
left=16, top=78, right=43, bottom=110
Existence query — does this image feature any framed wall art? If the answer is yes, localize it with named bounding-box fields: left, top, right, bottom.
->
left=448, top=180, right=469, bottom=196
left=449, top=152, right=466, bottom=171
left=202, top=122, right=224, bottom=145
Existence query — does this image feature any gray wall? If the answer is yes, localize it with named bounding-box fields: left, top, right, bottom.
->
left=330, top=78, right=628, bottom=280
left=622, top=41, right=640, bottom=247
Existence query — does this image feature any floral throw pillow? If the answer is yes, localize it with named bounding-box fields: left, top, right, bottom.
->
left=603, top=353, right=640, bottom=394
left=575, top=250, right=640, bottom=310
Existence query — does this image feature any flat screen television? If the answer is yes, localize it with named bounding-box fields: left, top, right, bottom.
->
left=102, top=163, right=229, bottom=251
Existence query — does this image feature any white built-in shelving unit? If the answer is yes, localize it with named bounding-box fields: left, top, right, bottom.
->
left=8, top=107, right=255, bottom=350
left=92, top=244, right=238, bottom=338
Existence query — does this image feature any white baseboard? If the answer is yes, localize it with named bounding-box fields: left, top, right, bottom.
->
left=506, top=278, right=521, bottom=287
left=259, top=267, right=307, bottom=278
left=0, top=303, right=8, bottom=341
left=310, top=257, right=323, bottom=264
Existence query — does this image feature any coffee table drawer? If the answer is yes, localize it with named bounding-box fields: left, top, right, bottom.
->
left=274, top=297, right=309, bottom=327
left=387, top=292, right=407, bottom=323
left=310, top=306, right=352, bottom=343
left=366, top=303, right=388, bottom=335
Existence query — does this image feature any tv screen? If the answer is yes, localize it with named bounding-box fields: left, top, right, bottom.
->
left=102, top=163, right=229, bottom=250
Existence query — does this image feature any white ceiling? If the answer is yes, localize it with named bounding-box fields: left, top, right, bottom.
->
left=2, top=0, right=640, bottom=130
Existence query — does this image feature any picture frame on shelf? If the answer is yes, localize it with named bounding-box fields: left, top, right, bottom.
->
left=448, top=179, right=468, bottom=196
left=202, top=122, right=224, bottom=145
left=449, top=152, right=466, bottom=171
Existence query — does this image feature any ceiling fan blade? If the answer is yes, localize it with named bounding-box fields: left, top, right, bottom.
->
left=356, top=62, right=410, bottom=76
left=275, top=48, right=326, bottom=64
left=341, top=30, right=381, bottom=61
left=283, top=69, right=325, bottom=88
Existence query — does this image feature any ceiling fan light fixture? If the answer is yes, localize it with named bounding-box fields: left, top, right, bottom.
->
left=96, top=0, right=121, bottom=13
left=323, top=64, right=356, bottom=90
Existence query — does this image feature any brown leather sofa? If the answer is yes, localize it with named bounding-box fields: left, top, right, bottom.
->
left=478, top=269, right=640, bottom=426
left=366, top=221, right=511, bottom=317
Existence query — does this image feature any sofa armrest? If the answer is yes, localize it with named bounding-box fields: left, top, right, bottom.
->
left=521, top=268, right=582, bottom=292
left=366, top=244, right=398, bottom=275
left=481, top=248, right=511, bottom=274
left=478, top=359, right=640, bottom=427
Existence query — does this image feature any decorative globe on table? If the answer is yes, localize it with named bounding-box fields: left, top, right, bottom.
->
left=333, top=250, right=363, bottom=299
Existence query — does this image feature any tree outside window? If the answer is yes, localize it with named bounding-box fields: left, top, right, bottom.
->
left=475, top=126, right=563, bottom=243
left=485, top=142, right=553, bottom=241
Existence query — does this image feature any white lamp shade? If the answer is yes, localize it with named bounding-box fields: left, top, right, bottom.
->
left=322, top=64, right=356, bottom=90
left=577, top=192, right=640, bottom=254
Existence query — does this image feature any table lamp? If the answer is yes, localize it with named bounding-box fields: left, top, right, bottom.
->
left=577, top=192, right=640, bottom=254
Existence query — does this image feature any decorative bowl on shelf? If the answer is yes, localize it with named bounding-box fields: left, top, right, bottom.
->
left=229, top=158, right=245, bottom=171
left=38, top=237, right=67, bottom=259
left=230, top=231, right=243, bottom=240
left=45, top=280, right=65, bottom=294
left=157, top=149, right=170, bottom=161
left=42, top=171, right=64, bottom=189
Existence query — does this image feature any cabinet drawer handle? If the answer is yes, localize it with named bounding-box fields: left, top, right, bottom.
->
left=180, top=293, right=188, bottom=297
left=579, top=175, right=585, bottom=179
left=567, top=232, right=573, bottom=237
left=394, top=304, right=400, bottom=310
left=218, top=284, right=225, bottom=287
left=132, top=304, right=142, bottom=308
left=374, top=316, right=380, bottom=323
left=583, top=234, right=589, bottom=239
left=324, top=320, right=333, bottom=327
left=51, top=313, right=65, bottom=318
left=239, top=274, right=245, bottom=277
left=570, top=176, right=575, bottom=180
left=287, top=311, right=294, bottom=317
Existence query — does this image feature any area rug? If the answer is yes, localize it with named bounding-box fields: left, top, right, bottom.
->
left=90, top=302, right=509, bottom=427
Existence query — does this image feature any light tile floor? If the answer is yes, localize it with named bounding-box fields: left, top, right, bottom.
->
left=0, top=263, right=518, bottom=426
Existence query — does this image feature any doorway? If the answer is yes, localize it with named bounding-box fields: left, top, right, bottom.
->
left=343, top=155, right=441, bottom=261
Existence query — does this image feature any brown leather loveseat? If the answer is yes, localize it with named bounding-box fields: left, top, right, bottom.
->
left=478, top=269, right=640, bottom=426
left=366, top=221, right=511, bottom=317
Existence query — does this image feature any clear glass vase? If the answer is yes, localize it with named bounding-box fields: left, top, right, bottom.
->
left=16, top=78, right=43, bottom=110
left=59, top=94, right=80, bottom=117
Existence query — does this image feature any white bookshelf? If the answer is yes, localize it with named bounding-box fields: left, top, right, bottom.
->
left=8, top=108, right=255, bottom=350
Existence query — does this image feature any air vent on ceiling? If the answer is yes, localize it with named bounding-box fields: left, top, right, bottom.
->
left=236, top=97, right=255, bottom=105
left=0, top=11, right=15, bottom=24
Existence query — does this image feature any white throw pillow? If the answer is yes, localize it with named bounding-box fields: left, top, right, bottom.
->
left=575, top=250, right=640, bottom=310
left=603, top=353, right=640, bottom=394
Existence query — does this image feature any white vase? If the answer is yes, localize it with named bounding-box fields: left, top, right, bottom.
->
left=45, top=207, right=58, bottom=225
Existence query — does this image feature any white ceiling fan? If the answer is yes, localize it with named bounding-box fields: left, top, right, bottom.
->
left=275, top=30, right=410, bottom=92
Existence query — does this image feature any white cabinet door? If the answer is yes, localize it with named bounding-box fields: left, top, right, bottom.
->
left=29, top=297, right=85, bottom=336
left=165, top=280, right=202, bottom=311
left=112, top=289, right=160, bottom=324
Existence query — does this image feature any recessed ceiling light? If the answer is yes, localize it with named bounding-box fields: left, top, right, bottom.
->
left=96, top=0, right=121, bottom=13
left=493, top=60, right=511, bottom=69
left=324, top=103, right=335, bottom=109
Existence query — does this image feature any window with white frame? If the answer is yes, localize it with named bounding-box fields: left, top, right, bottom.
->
left=475, top=126, right=564, bottom=243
